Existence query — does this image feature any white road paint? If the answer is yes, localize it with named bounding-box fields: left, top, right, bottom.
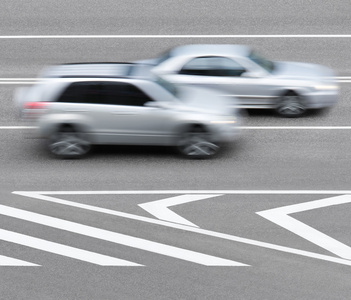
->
left=14, top=190, right=351, bottom=195
left=0, top=228, right=141, bottom=266
left=0, top=126, right=36, bottom=129
left=0, top=77, right=349, bottom=84
left=12, top=191, right=351, bottom=266
left=5, top=126, right=351, bottom=130
left=257, top=195, right=351, bottom=259
left=1, top=35, right=351, bottom=39
left=0, top=203, right=246, bottom=266
left=240, top=126, right=351, bottom=130
left=0, top=254, right=38, bottom=266
left=139, top=194, right=222, bottom=227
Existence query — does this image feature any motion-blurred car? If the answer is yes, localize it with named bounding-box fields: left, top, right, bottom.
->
left=136, top=44, right=339, bottom=117
left=15, top=75, right=240, bottom=158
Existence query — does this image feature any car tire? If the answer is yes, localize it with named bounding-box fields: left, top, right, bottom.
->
left=177, top=125, right=220, bottom=159
left=48, top=125, right=91, bottom=158
left=275, top=92, right=306, bottom=117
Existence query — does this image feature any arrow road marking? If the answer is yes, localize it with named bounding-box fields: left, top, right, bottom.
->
left=0, top=254, right=39, bottom=266
left=257, top=195, right=351, bottom=259
left=0, top=204, right=247, bottom=266
left=11, top=191, right=351, bottom=266
left=139, top=194, right=222, bottom=227
left=0, top=228, right=140, bottom=266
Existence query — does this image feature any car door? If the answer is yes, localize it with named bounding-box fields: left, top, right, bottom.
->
left=159, top=56, right=277, bottom=108
left=100, top=81, right=175, bottom=145
left=54, top=81, right=113, bottom=139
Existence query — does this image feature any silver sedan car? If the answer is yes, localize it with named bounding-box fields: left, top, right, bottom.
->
left=15, top=76, right=240, bottom=158
left=137, top=44, right=339, bottom=117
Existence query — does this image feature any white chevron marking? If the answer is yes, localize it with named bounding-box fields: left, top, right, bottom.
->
left=139, top=194, right=222, bottom=226
left=257, top=195, right=351, bottom=259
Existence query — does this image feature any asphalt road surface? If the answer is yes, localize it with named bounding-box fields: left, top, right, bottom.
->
left=1, top=1, right=351, bottom=299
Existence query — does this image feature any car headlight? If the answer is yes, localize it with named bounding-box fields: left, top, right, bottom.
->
left=314, top=85, right=338, bottom=90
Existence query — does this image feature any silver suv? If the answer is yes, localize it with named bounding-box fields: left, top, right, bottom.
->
left=16, top=76, right=240, bottom=158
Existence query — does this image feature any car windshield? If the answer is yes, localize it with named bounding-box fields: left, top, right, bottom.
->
left=248, top=51, right=275, bottom=73
left=155, top=76, right=178, bottom=98
left=155, top=51, right=172, bottom=65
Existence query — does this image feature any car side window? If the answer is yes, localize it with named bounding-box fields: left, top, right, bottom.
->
left=57, top=82, right=153, bottom=106
left=179, top=56, right=246, bottom=77
left=102, top=82, right=153, bottom=107
left=57, top=82, right=102, bottom=104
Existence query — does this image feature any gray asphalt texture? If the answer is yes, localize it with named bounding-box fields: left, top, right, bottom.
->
left=1, top=1, right=351, bottom=299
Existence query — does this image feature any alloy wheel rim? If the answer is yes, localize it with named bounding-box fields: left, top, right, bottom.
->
left=179, top=133, right=218, bottom=156
left=49, top=133, right=90, bottom=156
left=278, top=96, right=306, bottom=115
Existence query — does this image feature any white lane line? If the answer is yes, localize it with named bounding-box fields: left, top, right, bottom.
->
left=257, top=195, right=351, bottom=259
left=15, top=190, right=351, bottom=195
left=0, top=254, right=39, bottom=266
left=0, top=76, right=346, bottom=79
left=4, top=126, right=351, bottom=130
left=241, top=126, right=351, bottom=130
left=1, top=35, right=351, bottom=39
left=0, top=82, right=37, bottom=84
left=12, top=191, right=351, bottom=266
left=0, top=228, right=140, bottom=266
left=0, top=77, right=349, bottom=84
left=0, top=126, right=36, bottom=129
left=139, top=194, right=222, bottom=227
left=0, top=203, right=246, bottom=266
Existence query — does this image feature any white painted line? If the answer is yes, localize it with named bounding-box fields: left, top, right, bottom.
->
left=0, top=228, right=140, bottom=266
left=12, top=191, right=351, bottom=266
left=0, top=77, right=349, bottom=84
left=139, top=194, right=222, bottom=227
left=241, top=126, right=351, bottom=130
left=0, top=77, right=348, bottom=80
left=0, top=82, right=37, bottom=84
left=5, top=126, right=351, bottom=130
left=0, top=254, right=39, bottom=266
left=257, top=195, right=351, bottom=259
left=1, top=35, right=351, bottom=39
left=0, top=126, right=36, bottom=129
left=0, top=203, right=247, bottom=266
left=14, top=190, right=351, bottom=195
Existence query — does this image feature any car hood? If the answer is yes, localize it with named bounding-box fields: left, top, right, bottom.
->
left=272, top=61, right=336, bottom=81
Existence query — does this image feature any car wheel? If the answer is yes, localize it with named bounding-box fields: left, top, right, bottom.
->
left=177, top=126, right=219, bottom=158
left=275, top=92, right=306, bottom=117
left=48, top=125, right=91, bottom=158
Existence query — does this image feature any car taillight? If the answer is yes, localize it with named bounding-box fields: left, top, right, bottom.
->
left=23, top=102, right=48, bottom=110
